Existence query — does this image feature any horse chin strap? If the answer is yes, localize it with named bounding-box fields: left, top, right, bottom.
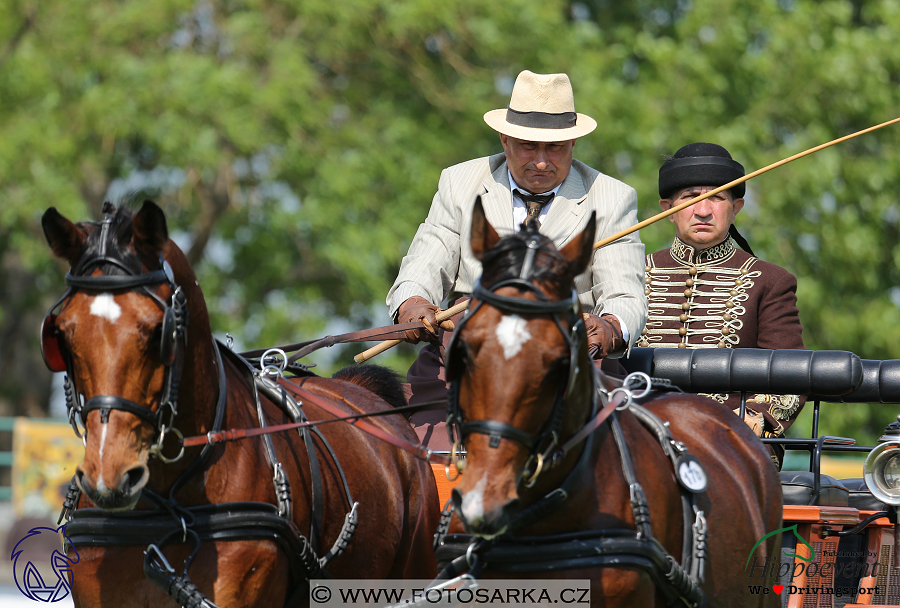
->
left=446, top=276, right=587, bottom=488
left=46, top=233, right=189, bottom=463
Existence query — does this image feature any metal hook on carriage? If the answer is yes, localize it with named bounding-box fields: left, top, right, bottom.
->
left=150, top=426, right=185, bottom=463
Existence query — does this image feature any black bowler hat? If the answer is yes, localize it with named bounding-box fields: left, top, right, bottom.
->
left=658, top=142, right=745, bottom=199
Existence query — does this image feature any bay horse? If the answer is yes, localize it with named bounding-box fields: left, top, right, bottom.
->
left=40, top=201, right=439, bottom=608
left=435, top=199, right=782, bottom=607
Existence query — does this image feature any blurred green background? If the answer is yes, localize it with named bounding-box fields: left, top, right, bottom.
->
left=2, top=0, right=899, bottom=445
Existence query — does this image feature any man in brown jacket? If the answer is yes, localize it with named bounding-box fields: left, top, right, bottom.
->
left=638, top=142, right=805, bottom=467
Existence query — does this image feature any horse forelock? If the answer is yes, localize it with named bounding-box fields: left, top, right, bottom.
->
left=75, top=206, right=142, bottom=277
left=479, top=228, right=571, bottom=296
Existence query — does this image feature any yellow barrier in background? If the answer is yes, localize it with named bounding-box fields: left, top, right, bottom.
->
left=11, top=418, right=82, bottom=520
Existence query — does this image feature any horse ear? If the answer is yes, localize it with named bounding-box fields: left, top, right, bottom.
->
left=559, top=211, right=596, bottom=275
left=470, top=196, right=502, bottom=261
left=42, top=208, right=88, bottom=266
left=132, top=200, right=169, bottom=260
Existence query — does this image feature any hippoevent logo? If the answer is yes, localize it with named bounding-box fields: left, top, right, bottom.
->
left=744, top=524, right=881, bottom=598
left=10, top=525, right=80, bottom=602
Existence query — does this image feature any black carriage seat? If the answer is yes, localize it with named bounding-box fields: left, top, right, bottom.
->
left=779, top=472, right=849, bottom=507
left=838, top=478, right=890, bottom=511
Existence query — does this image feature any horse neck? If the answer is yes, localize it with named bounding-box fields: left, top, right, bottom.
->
left=176, top=272, right=219, bottom=436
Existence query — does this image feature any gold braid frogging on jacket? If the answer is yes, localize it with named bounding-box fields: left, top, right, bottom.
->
left=640, top=236, right=805, bottom=437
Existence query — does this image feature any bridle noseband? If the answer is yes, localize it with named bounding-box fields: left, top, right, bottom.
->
left=41, top=215, right=188, bottom=462
left=446, top=234, right=593, bottom=486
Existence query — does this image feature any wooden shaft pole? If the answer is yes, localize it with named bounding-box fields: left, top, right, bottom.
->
left=593, top=116, right=900, bottom=249
left=354, top=300, right=469, bottom=363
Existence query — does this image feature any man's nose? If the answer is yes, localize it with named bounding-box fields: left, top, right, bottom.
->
left=693, top=199, right=713, bottom=217
left=533, top=148, right=549, bottom=169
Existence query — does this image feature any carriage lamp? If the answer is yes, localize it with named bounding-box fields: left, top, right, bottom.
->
left=863, top=416, right=900, bottom=506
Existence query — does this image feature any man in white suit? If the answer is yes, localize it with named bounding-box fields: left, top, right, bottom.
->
left=387, top=71, right=646, bottom=442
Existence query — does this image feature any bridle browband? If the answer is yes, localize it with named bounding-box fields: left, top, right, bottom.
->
left=446, top=233, right=593, bottom=486
left=41, top=214, right=188, bottom=462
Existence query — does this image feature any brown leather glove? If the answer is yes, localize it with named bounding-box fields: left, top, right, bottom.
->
left=583, top=313, right=626, bottom=359
left=397, top=297, right=455, bottom=344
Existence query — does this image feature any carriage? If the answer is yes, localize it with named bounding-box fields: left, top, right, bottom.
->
left=38, top=199, right=900, bottom=608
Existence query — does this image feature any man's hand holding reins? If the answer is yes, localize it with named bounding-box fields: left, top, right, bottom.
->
left=584, top=313, right=626, bottom=359
left=397, top=297, right=456, bottom=344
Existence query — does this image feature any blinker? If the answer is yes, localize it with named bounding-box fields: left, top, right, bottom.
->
left=41, top=314, right=67, bottom=373
left=160, top=307, right=178, bottom=366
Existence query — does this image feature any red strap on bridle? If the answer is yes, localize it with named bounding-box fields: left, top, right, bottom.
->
left=557, top=389, right=627, bottom=457
left=181, top=378, right=450, bottom=466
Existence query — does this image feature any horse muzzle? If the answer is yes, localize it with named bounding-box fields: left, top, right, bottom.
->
left=75, top=463, right=148, bottom=511
left=451, top=486, right=520, bottom=538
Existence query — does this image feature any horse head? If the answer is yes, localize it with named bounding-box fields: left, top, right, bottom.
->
left=41, top=201, right=212, bottom=511
left=448, top=197, right=597, bottom=536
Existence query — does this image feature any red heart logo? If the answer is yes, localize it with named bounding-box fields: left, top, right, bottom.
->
left=773, top=585, right=784, bottom=594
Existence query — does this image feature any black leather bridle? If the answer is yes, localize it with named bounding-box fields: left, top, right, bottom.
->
left=445, top=234, right=593, bottom=486
left=40, top=214, right=188, bottom=462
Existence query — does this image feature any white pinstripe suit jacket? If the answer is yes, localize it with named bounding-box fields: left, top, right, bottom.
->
left=387, top=153, right=647, bottom=340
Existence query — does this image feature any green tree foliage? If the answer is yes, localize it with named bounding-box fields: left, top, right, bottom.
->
left=1, top=0, right=899, bottom=442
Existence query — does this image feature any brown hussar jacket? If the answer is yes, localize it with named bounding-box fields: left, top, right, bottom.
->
left=639, top=236, right=805, bottom=436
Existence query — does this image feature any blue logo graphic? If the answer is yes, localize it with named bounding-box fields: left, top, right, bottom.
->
left=10, top=525, right=80, bottom=602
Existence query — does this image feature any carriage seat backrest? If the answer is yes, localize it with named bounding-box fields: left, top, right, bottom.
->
left=621, top=348, right=863, bottom=398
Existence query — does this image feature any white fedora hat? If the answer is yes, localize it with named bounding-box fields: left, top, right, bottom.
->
left=484, top=70, right=597, bottom=142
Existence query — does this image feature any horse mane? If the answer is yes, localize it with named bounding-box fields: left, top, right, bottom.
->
left=333, top=364, right=406, bottom=409
left=73, top=204, right=144, bottom=276
left=479, top=223, right=572, bottom=295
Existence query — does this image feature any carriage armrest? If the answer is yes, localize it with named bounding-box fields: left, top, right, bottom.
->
left=621, top=348, right=862, bottom=398
left=818, top=359, right=900, bottom=403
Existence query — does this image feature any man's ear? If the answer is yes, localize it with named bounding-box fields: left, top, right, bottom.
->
left=732, top=197, right=745, bottom=216
left=659, top=199, right=676, bottom=222
left=470, top=196, right=502, bottom=261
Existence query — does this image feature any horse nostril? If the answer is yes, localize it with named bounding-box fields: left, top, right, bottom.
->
left=120, top=465, right=147, bottom=494
left=74, top=468, right=91, bottom=494
left=451, top=488, right=464, bottom=514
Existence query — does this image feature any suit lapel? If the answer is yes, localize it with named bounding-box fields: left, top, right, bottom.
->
left=541, top=169, right=587, bottom=245
left=479, top=160, right=515, bottom=235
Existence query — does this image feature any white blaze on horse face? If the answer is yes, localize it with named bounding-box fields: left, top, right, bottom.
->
left=495, top=315, right=531, bottom=360
left=460, top=475, right=488, bottom=525
left=97, top=424, right=109, bottom=492
left=90, top=293, right=122, bottom=323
